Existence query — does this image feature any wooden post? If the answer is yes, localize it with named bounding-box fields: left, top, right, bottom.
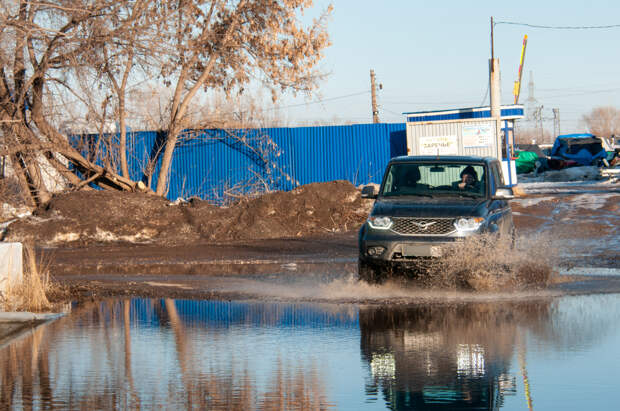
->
left=490, top=58, right=502, bottom=160
left=370, top=69, right=379, bottom=123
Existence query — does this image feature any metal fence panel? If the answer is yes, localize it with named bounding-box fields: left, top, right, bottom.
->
left=73, top=123, right=407, bottom=202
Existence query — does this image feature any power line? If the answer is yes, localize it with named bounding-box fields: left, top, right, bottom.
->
left=494, top=20, right=620, bottom=30
left=270, top=90, right=371, bottom=111
left=480, top=82, right=490, bottom=106
left=382, top=108, right=404, bottom=117
left=538, top=87, right=620, bottom=99
left=538, top=83, right=620, bottom=92
left=382, top=99, right=480, bottom=106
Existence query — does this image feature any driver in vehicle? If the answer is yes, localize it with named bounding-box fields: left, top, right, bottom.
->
left=454, top=165, right=480, bottom=191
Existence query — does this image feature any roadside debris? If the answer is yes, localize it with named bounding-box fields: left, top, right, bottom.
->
left=516, top=134, right=620, bottom=183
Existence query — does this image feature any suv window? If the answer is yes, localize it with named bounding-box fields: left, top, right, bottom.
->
left=381, top=163, right=485, bottom=197
left=490, top=162, right=504, bottom=194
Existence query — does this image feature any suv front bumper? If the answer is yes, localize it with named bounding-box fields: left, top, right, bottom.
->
left=359, top=225, right=475, bottom=264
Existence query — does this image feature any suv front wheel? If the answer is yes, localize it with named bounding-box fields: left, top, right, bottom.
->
left=358, top=259, right=384, bottom=284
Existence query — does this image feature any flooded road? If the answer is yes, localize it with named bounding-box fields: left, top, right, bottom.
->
left=2, top=294, right=620, bottom=410
left=2, top=185, right=617, bottom=409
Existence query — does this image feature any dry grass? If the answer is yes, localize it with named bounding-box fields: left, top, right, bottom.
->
left=1, top=244, right=55, bottom=312
left=428, top=233, right=557, bottom=291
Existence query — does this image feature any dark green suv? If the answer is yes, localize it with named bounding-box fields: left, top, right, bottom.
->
left=358, top=156, right=514, bottom=283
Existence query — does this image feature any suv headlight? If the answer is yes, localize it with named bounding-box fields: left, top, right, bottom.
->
left=454, top=217, right=484, bottom=232
left=368, top=216, right=393, bottom=230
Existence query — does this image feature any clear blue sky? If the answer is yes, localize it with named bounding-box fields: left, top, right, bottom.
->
left=276, top=0, right=620, bottom=132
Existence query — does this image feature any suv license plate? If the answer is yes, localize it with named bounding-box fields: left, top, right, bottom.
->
left=402, top=244, right=442, bottom=257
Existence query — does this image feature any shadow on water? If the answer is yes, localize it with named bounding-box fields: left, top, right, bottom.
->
left=2, top=295, right=620, bottom=409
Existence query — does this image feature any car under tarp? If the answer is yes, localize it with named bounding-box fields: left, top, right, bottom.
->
left=514, top=150, right=539, bottom=174
left=550, top=133, right=608, bottom=166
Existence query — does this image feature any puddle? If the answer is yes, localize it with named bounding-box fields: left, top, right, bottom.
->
left=2, top=295, right=620, bottom=409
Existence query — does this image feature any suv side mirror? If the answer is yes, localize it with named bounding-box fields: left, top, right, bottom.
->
left=361, top=185, right=377, bottom=199
left=493, top=187, right=514, bottom=200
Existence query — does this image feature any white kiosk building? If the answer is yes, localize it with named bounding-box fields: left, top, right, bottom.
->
left=403, top=105, right=524, bottom=186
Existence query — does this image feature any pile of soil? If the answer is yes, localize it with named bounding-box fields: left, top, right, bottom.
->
left=4, top=181, right=372, bottom=246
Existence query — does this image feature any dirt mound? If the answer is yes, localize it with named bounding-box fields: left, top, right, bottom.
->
left=4, top=181, right=372, bottom=246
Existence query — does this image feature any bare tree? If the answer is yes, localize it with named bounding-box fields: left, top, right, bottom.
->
left=1, top=0, right=331, bottom=204
left=582, top=106, right=620, bottom=138
left=0, top=0, right=146, bottom=206
left=88, top=0, right=163, bottom=179
left=153, top=0, right=332, bottom=195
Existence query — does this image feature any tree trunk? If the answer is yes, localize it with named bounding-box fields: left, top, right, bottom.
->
left=30, top=78, right=139, bottom=192
left=119, top=96, right=130, bottom=179
left=23, top=152, right=52, bottom=206
left=153, top=3, right=245, bottom=196
left=5, top=121, right=53, bottom=207
left=9, top=153, right=37, bottom=208
left=43, top=151, right=92, bottom=190
left=155, top=127, right=177, bottom=196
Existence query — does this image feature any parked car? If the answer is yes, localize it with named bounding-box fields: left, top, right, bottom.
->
left=358, top=156, right=514, bottom=283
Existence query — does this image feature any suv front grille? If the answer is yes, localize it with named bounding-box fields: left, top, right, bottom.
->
left=391, top=218, right=456, bottom=235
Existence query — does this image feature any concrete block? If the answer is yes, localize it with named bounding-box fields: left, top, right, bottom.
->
left=0, top=243, right=23, bottom=293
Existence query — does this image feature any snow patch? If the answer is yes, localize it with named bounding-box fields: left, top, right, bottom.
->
left=52, top=232, right=81, bottom=243
left=94, top=227, right=156, bottom=243
left=1, top=203, right=32, bottom=220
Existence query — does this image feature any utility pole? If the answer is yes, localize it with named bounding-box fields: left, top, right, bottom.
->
left=535, top=105, right=544, bottom=142
left=370, top=69, right=379, bottom=123
left=552, top=108, right=560, bottom=138
left=489, top=17, right=502, bottom=160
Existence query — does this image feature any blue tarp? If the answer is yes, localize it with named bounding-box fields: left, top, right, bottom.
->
left=550, top=133, right=607, bottom=166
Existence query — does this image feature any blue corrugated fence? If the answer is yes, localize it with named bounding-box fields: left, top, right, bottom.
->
left=72, top=122, right=407, bottom=202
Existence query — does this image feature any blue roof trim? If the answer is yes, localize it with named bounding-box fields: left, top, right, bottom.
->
left=405, top=105, right=524, bottom=123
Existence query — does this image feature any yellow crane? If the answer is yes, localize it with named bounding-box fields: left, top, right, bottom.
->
left=513, top=35, right=528, bottom=104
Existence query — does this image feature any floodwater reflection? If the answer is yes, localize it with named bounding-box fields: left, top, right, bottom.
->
left=359, top=302, right=549, bottom=410
left=1, top=295, right=620, bottom=410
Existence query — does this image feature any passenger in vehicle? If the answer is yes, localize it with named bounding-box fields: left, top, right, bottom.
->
left=453, top=165, right=480, bottom=191
left=395, top=166, right=428, bottom=192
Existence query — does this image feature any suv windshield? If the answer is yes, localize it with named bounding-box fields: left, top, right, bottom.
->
left=381, top=163, right=486, bottom=198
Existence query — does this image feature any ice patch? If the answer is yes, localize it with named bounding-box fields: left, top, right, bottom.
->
left=518, top=179, right=618, bottom=195
left=512, top=196, right=555, bottom=207
left=568, top=193, right=617, bottom=210
left=562, top=267, right=620, bottom=277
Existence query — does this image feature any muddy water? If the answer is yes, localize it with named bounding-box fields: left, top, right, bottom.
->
left=1, top=294, right=620, bottom=410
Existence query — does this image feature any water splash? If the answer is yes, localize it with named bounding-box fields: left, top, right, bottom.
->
left=422, top=233, right=559, bottom=291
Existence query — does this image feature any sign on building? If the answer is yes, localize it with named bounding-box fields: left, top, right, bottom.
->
left=418, top=135, right=458, bottom=155
left=462, top=124, right=492, bottom=148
